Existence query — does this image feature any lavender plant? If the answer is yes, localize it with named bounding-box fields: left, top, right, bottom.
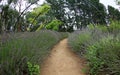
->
left=0, top=30, right=68, bottom=75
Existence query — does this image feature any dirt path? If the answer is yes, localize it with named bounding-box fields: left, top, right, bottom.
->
left=41, top=39, right=86, bottom=75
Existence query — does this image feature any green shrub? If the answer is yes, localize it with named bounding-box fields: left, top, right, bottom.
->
left=68, top=27, right=120, bottom=75
left=0, top=30, right=66, bottom=75
left=86, top=44, right=104, bottom=75
left=68, top=29, right=104, bottom=56
left=108, top=20, right=120, bottom=34
left=88, top=20, right=120, bottom=34
left=86, top=35, right=120, bottom=75
left=88, top=24, right=108, bottom=33
left=27, top=62, right=40, bottom=75
left=68, top=30, right=90, bottom=55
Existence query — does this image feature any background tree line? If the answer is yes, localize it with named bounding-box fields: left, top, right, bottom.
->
left=0, top=0, right=120, bottom=33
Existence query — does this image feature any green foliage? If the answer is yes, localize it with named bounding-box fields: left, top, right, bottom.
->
left=26, top=4, right=51, bottom=25
left=88, top=24, right=108, bottom=32
left=33, top=4, right=51, bottom=15
left=88, top=20, right=120, bottom=34
left=68, top=28, right=106, bottom=55
left=108, top=20, right=120, bottom=33
left=46, top=19, right=63, bottom=31
left=28, top=18, right=37, bottom=25
left=108, top=5, right=120, bottom=21
left=90, top=0, right=107, bottom=24
left=87, top=35, right=120, bottom=75
left=0, top=5, right=19, bottom=32
left=26, top=4, right=51, bottom=31
left=0, top=0, right=40, bottom=33
left=36, top=24, right=44, bottom=31
left=75, top=32, right=91, bottom=55
left=86, top=44, right=104, bottom=75
left=46, top=0, right=107, bottom=31
left=27, top=62, right=40, bottom=75
left=68, top=22, right=120, bottom=75
left=0, top=30, right=67, bottom=75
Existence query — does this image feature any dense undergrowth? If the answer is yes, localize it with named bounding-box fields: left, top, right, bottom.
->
left=0, top=30, right=68, bottom=75
left=68, top=21, right=120, bottom=75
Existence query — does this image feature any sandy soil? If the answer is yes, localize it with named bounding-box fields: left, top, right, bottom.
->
left=41, top=39, right=86, bottom=75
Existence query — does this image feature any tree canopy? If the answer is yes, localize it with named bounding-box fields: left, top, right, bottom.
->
left=45, top=0, right=107, bottom=31
left=0, top=0, right=120, bottom=33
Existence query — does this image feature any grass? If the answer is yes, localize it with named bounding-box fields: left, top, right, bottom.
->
left=0, top=30, right=68, bottom=75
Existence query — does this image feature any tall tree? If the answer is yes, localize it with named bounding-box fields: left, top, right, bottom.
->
left=0, top=0, right=40, bottom=33
left=0, top=5, right=20, bottom=33
left=46, top=0, right=68, bottom=31
left=46, top=0, right=107, bottom=31
left=108, top=5, right=120, bottom=21
left=89, top=0, right=107, bottom=25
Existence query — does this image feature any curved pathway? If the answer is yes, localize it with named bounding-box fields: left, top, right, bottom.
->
left=41, top=39, right=86, bottom=75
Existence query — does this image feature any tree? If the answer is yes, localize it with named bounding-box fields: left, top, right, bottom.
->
left=26, top=4, right=51, bottom=31
left=0, top=0, right=40, bottom=33
left=46, top=0, right=68, bottom=31
left=46, top=0, right=107, bottom=31
left=90, top=0, right=107, bottom=25
left=46, top=19, right=63, bottom=31
left=0, top=5, right=19, bottom=33
left=108, top=5, right=120, bottom=21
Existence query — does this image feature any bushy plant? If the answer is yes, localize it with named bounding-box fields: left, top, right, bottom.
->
left=87, top=35, right=120, bottom=75
left=86, top=44, right=104, bottom=75
left=0, top=30, right=67, bottom=75
left=88, top=24, right=108, bottom=32
left=108, top=20, right=120, bottom=34
left=68, top=29, right=104, bottom=56
left=27, top=62, right=40, bottom=75
left=68, top=26, right=120, bottom=75
left=88, top=20, right=120, bottom=34
left=68, top=30, right=89, bottom=56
